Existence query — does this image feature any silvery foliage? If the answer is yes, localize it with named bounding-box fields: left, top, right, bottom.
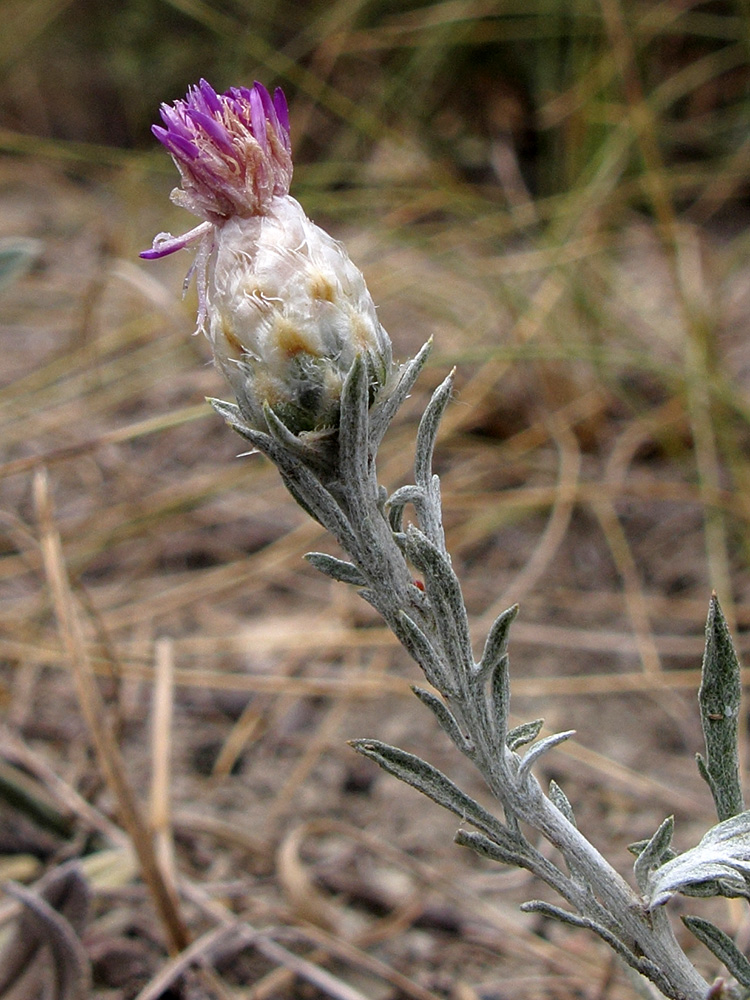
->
left=212, top=342, right=749, bottom=1000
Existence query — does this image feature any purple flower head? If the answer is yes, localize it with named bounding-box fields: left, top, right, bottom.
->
left=147, top=79, right=292, bottom=227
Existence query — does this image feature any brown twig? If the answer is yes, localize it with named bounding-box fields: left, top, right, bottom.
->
left=33, top=468, right=190, bottom=954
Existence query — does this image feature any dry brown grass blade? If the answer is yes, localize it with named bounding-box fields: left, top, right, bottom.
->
left=440, top=269, right=571, bottom=437
left=0, top=725, right=127, bottom=846
left=0, top=873, right=91, bottom=1000
left=210, top=694, right=269, bottom=779
left=131, top=923, right=241, bottom=1000
left=101, top=518, right=325, bottom=630
left=33, top=468, right=190, bottom=955
left=676, top=224, right=736, bottom=630
left=3, top=624, right=741, bottom=690
left=277, top=819, right=425, bottom=950
left=149, top=637, right=178, bottom=895
left=554, top=735, right=705, bottom=815
left=251, top=933, right=374, bottom=1000
left=172, top=810, right=267, bottom=857
left=604, top=397, right=686, bottom=495
left=277, top=823, right=343, bottom=933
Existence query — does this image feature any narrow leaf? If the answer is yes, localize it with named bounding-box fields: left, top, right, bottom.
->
left=369, top=339, right=432, bottom=449
left=455, top=829, right=528, bottom=869
left=548, top=780, right=576, bottom=828
left=683, top=915, right=750, bottom=989
left=412, top=686, right=473, bottom=756
left=262, top=403, right=316, bottom=462
left=548, top=780, right=593, bottom=885
left=391, top=611, right=450, bottom=694
left=521, top=899, right=602, bottom=933
left=698, top=594, right=744, bottom=821
left=490, top=654, right=511, bottom=746
left=208, top=396, right=256, bottom=439
left=386, top=485, right=423, bottom=533
left=476, top=605, right=519, bottom=681
left=350, top=739, right=507, bottom=842
left=520, top=901, right=663, bottom=987
left=634, top=816, right=674, bottom=892
left=629, top=839, right=676, bottom=863
left=404, top=527, right=474, bottom=675
left=507, top=719, right=544, bottom=751
left=414, top=371, right=454, bottom=488
left=230, top=426, right=356, bottom=552
left=517, top=731, right=574, bottom=784
left=304, top=552, right=367, bottom=587
left=338, top=354, right=370, bottom=485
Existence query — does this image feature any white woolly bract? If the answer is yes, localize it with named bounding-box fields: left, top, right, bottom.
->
left=206, top=196, right=392, bottom=432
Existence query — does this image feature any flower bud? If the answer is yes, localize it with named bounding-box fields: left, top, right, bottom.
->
left=209, top=197, right=392, bottom=433
left=141, top=79, right=393, bottom=435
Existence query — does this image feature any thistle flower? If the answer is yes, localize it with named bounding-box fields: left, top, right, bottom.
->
left=141, top=79, right=392, bottom=435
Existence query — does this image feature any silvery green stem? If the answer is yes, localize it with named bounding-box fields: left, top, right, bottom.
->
left=211, top=343, right=723, bottom=1000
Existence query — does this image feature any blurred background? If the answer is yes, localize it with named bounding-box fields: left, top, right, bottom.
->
left=2, top=2, right=750, bottom=998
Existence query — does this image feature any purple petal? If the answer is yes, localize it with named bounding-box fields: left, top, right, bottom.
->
left=151, top=124, right=171, bottom=147
left=159, top=102, right=185, bottom=129
left=198, top=78, right=222, bottom=115
left=139, top=221, right=212, bottom=259
left=254, top=83, right=276, bottom=125
left=273, top=88, right=290, bottom=133
left=273, top=88, right=291, bottom=145
left=166, top=132, right=201, bottom=159
left=139, top=246, right=177, bottom=260
left=187, top=108, right=235, bottom=152
left=159, top=106, right=196, bottom=142
left=248, top=86, right=267, bottom=148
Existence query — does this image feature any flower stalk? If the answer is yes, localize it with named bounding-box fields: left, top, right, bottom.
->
left=141, top=79, right=750, bottom=1000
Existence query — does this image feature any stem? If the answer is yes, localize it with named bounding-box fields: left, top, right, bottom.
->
left=223, top=353, right=711, bottom=1000
left=329, top=371, right=708, bottom=1000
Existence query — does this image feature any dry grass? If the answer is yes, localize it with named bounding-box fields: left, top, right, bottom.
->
left=2, top=2, right=750, bottom=998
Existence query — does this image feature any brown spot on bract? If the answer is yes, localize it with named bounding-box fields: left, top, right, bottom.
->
left=309, top=272, right=336, bottom=303
left=220, top=314, right=244, bottom=357
left=350, top=312, right=374, bottom=350
left=274, top=317, right=319, bottom=358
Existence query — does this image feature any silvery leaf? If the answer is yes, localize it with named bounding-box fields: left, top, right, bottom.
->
left=349, top=739, right=508, bottom=842
left=304, top=552, right=367, bottom=587
left=415, top=371, right=454, bottom=488
left=682, top=915, right=750, bottom=989
left=646, top=810, right=750, bottom=908
left=634, top=816, right=674, bottom=892
left=517, top=730, right=574, bottom=784
left=506, top=719, right=543, bottom=751
left=698, top=594, right=744, bottom=822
